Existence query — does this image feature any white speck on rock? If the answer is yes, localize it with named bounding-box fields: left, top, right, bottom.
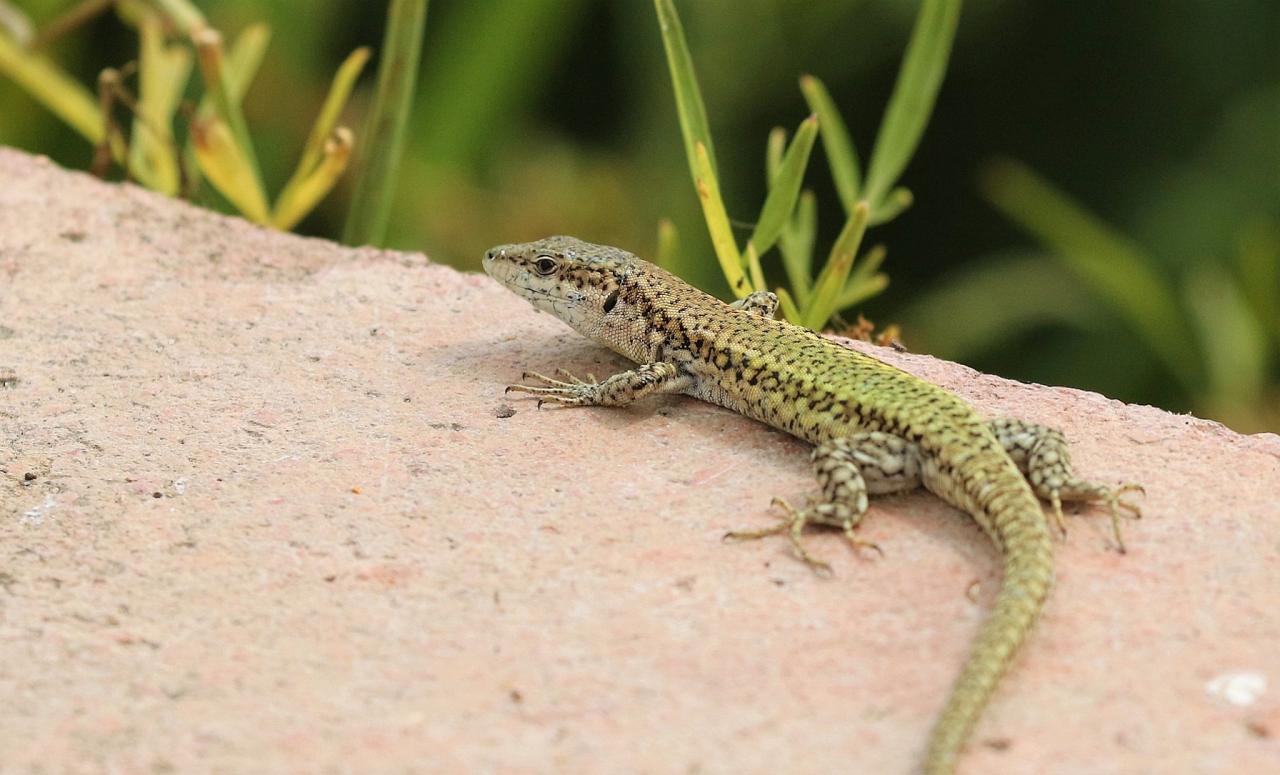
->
left=173, top=477, right=188, bottom=494
left=22, top=495, right=56, bottom=525
left=1206, top=671, right=1267, bottom=706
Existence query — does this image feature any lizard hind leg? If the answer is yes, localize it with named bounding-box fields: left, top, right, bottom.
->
left=724, top=432, right=923, bottom=574
left=991, top=418, right=1144, bottom=552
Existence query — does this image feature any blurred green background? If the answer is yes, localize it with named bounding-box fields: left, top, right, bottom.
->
left=2, top=1, right=1277, bottom=431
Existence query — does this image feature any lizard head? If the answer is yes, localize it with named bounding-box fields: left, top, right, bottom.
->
left=484, top=234, right=636, bottom=339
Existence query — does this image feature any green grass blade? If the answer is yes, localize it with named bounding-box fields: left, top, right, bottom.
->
left=343, top=0, right=428, bottom=246
left=655, top=218, right=679, bottom=269
left=868, top=187, right=913, bottom=225
left=766, top=126, right=786, bottom=184
left=749, top=114, right=818, bottom=257
left=839, top=243, right=890, bottom=308
left=191, top=116, right=269, bottom=223
left=779, top=189, right=817, bottom=304
left=693, top=141, right=749, bottom=298
left=834, top=273, right=888, bottom=311
left=272, top=128, right=353, bottom=230
left=146, top=0, right=206, bottom=36
left=654, top=0, right=717, bottom=180
left=862, top=0, right=960, bottom=210
left=804, top=201, right=869, bottom=329
left=275, top=46, right=369, bottom=222
left=130, top=12, right=189, bottom=195
left=1235, top=220, right=1280, bottom=343
left=981, top=158, right=1199, bottom=388
left=1183, top=267, right=1269, bottom=426
left=897, top=251, right=1101, bottom=360
left=0, top=31, right=104, bottom=143
left=800, top=74, right=860, bottom=212
left=194, top=28, right=262, bottom=185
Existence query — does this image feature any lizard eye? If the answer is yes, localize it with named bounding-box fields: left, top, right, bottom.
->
left=533, top=256, right=558, bottom=275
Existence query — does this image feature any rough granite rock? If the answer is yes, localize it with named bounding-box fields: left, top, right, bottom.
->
left=1, top=146, right=1278, bottom=774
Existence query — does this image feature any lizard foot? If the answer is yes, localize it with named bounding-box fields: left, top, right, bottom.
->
left=723, top=497, right=881, bottom=576
left=505, top=370, right=598, bottom=407
left=1048, top=481, right=1144, bottom=553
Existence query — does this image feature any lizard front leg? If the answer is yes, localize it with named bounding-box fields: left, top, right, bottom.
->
left=726, top=431, right=923, bottom=574
left=991, top=418, right=1143, bottom=551
left=506, top=362, right=692, bottom=408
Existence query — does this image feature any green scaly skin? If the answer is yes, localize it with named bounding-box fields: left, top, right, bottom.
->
left=484, top=236, right=1141, bottom=774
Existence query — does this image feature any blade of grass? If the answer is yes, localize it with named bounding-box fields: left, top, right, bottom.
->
left=654, top=0, right=717, bottom=181
left=748, top=114, right=818, bottom=257
left=766, top=126, right=786, bottom=184
left=693, top=141, right=749, bottom=298
left=868, top=187, right=912, bottom=225
left=897, top=251, right=1101, bottom=360
left=131, top=12, right=189, bottom=195
left=272, top=128, right=354, bottom=230
left=146, top=0, right=207, bottom=36
left=194, top=28, right=262, bottom=186
left=834, top=273, right=888, bottom=311
left=275, top=47, right=370, bottom=220
left=981, top=158, right=1199, bottom=388
left=1183, top=266, right=1269, bottom=425
left=1235, top=220, right=1280, bottom=343
left=191, top=116, right=269, bottom=223
left=655, top=218, right=679, bottom=269
left=0, top=1, right=33, bottom=44
left=800, top=74, right=860, bottom=212
left=805, top=201, right=869, bottom=329
left=779, top=189, right=817, bottom=304
left=343, top=0, right=428, bottom=246
left=0, top=31, right=106, bottom=144
left=862, top=0, right=960, bottom=211
left=743, top=242, right=766, bottom=291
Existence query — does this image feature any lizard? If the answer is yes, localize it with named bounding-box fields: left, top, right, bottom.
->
left=483, top=235, right=1142, bottom=775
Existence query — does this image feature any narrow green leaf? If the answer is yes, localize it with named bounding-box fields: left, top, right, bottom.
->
left=654, top=0, right=717, bottom=180
left=275, top=47, right=370, bottom=219
left=655, top=218, right=679, bottom=269
left=862, top=0, right=961, bottom=208
left=743, top=241, right=766, bottom=292
left=869, top=187, right=913, bottom=225
left=799, top=74, right=860, bottom=211
left=1235, top=220, right=1280, bottom=343
left=692, top=141, right=749, bottom=298
left=749, top=114, right=818, bottom=257
left=194, top=28, right=263, bottom=185
left=221, top=23, right=270, bottom=104
left=776, top=287, right=803, bottom=324
left=272, top=128, right=353, bottom=230
left=846, top=243, right=887, bottom=288
left=779, top=189, right=817, bottom=304
left=981, top=158, right=1198, bottom=388
left=191, top=116, right=269, bottom=223
left=0, top=1, right=34, bottom=44
left=805, top=201, right=870, bottom=329
left=897, top=251, right=1101, bottom=360
left=834, top=273, right=888, bottom=311
left=343, top=0, right=429, bottom=246
left=131, top=12, right=189, bottom=195
left=765, top=126, right=786, bottom=184
left=0, top=31, right=104, bottom=143
left=1183, top=267, right=1269, bottom=425
left=145, top=0, right=206, bottom=36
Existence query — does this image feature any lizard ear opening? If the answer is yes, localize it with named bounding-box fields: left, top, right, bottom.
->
left=602, top=290, right=619, bottom=314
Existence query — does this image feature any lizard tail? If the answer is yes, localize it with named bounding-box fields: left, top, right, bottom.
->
left=923, top=493, right=1054, bottom=775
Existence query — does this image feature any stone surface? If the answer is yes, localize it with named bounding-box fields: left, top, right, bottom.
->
left=1, top=146, right=1278, bottom=774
